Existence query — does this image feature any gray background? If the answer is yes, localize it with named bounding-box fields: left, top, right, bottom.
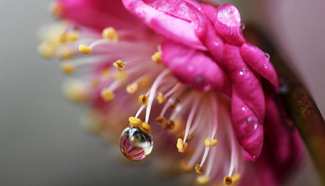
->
left=0, top=0, right=323, bottom=186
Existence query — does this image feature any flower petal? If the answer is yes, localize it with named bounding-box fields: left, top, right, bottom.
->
left=203, top=4, right=245, bottom=45
left=161, top=41, right=229, bottom=91
left=241, top=43, right=279, bottom=89
left=232, top=90, right=264, bottom=160
left=57, top=0, right=141, bottom=30
left=122, top=0, right=206, bottom=49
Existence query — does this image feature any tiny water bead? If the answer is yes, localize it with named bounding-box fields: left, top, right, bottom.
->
left=120, top=127, right=153, bottom=161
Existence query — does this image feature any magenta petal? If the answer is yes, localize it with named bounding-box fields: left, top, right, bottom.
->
left=223, top=44, right=265, bottom=121
left=161, top=41, right=228, bottom=91
left=232, top=90, right=264, bottom=160
left=58, top=0, right=140, bottom=30
left=240, top=44, right=279, bottom=89
left=122, top=0, right=206, bottom=50
left=203, top=4, right=245, bottom=46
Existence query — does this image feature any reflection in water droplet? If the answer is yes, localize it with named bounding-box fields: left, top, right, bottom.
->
left=120, top=127, right=153, bottom=161
left=246, top=116, right=258, bottom=130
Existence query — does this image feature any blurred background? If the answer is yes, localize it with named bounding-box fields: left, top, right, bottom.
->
left=0, top=0, right=323, bottom=185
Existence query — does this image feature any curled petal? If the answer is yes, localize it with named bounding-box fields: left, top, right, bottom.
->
left=122, top=0, right=206, bottom=49
left=223, top=44, right=265, bottom=121
left=161, top=41, right=228, bottom=91
left=57, top=0, right=141, bottom=30
left=203, top=4, right=245, bottom=45
left=232, top=90, right=264, bottom=160
left=264, top=95, right=303, bottom=179
left=241, top=43, right=279, bottom=89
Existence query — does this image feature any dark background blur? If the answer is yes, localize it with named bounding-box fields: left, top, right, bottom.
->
left=0, top=0, right=323, bottom=186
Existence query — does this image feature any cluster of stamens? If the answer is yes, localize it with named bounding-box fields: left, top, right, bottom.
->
left=39, top=21, right=242, bottom=185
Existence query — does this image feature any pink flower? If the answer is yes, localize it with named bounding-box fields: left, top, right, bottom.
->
left=39, top=0, right=302, bottom=185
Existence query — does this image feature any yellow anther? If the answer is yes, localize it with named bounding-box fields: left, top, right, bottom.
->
left=140, top=122, right=151, bottom=133
left=151, top=51, right=162, bottom=64
left=194, top=164, right=203, bottom=175
left=126, top=83, right=138, bottom=94
left=156, top=92, right=165, bottom=104
left=176, top=138, right=187, bottom=153
left=64, top=80, right=88, bottom=103
left=102, top=27, right=119, bottom=41
left=179, top=160, right=193, bottom=172
left=138, top=94, right=148, bottom=105
left=66, top=32, right=79, bottom=42
left=60, top=48, right=74, bottom=60
left=204, top=138, right=218, bottom=147
left=61, top=63, right=75, bottom=75
left=50, top=2, right=63, bottom=17
left=128, top=116, right=142, bottom=127
left=223, top=174, right=240, bottom=186
left=196, top=175, right=210, bottom=185
left=166, top=120, right=175, bottom=130
left=38, top=43, right=55, bottom=59
left=101, top=68, right=110, bottom=79
left=101, top=88, right=115, bottom=102
left=113, top=59, right=125, bottom=71
left=78, top=44, right=92, bottom=55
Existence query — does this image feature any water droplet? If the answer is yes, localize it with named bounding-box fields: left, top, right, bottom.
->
left=120, top=127, right=153, bottom=161
left=246, top=116, right=258, bottom=130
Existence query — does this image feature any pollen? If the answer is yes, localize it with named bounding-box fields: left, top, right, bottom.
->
left=61, top=63, right=75, bottom=75
left=138, top=95, right=148, bottom=105
left=140, top=122, right=151, bottom=133
left=151, top=51, right=162, bottom=64
left=101, top=88, right=115, bottom=102
left=223, top=174, right=240, bottom=185
left=38, top=43, right=55, bottom=59
left=64, top=80, right=88, bottom=103
left=66, top=32, right=79, bottom=42
left=113, top=59, right=126, bottom=71
left=156, top=92, right=165, bottom=104
left=204, top=138, right=218, bottom=147
left=128, top=116, right=142, bottom=128
left=102, top=27, right=119, bottom=42
left=196, top=175, right=210, bottom=185
left=194, top=164, right=203, bottom=175
left=78, top=44, right=92, bottom=55
left=126, top=83, right=138, bottom=94
left=176, top=138, right=188, bottom=153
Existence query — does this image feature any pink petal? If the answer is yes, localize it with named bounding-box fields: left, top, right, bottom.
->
left=57, top=0, right=141, bottom=30
left=231, top=90, right=264, bottom=160
left=240, top=43, right=279, bottom=89
left=203, top=4, right=245, bottom=46
left=223, top=44, right=265, bottom=121
left=161, top=41, right=229, bottom=92
left=122, top=0, right=206, bottom=49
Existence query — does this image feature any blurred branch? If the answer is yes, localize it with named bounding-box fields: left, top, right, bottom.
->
left=245, top=24, right=325, bottom=185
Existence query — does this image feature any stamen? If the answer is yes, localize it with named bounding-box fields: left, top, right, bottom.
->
left=151, top=51, right=162, bottom=64
left=196, top=175, right=210, bottom=185
left=176, top=138, right=188, bottom=153
left=223, top=174, right=240, bottom=185
left=60, top=63, right=76, bottom=75
left=138, top=94, right=148, bottom=105
left=156, top=92, right=165, bottom=104
left=63, top=80, right=89, bottom=102
left=78, top=44, right=92, bottom=55
left=113, top=59, right=126, bottom=71
left=101, top=88, right=115, bottom=102
left=183, top=97, right=200, bottom=143
left=102, top=27, right=119, bottom=42
left=128, top=116, right=142, bottom=128
left=38, top=42, right=55, bottom=59
left=194, top=164, right=203, bottom=175
left=204, top=138, right=218, bottom=147
left=126, top=83, right=138, bottom=94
